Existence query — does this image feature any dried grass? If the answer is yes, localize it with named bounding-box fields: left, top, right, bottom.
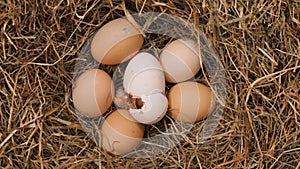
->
left=1, top=0, right=300, bottom=168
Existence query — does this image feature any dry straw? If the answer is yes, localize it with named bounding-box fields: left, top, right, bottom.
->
left=0, top=0, right=299, bottom=168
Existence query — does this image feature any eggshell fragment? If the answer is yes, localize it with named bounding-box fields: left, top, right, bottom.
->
left=123, top=52, right=165, bottom=97
left=129, top=93, right=168, bottom=124
left=101, top=109, right=144, bottom=155
left=167, top=81, right=214, bottom=122
left=160, top=39, right=201, bottom=83
left=72, top=69, right=114, bottom=117
left=91, top=18, right=144, bottom=65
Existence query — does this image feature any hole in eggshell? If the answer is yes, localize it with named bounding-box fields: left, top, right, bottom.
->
left=129, top=94, right=144, bottom=109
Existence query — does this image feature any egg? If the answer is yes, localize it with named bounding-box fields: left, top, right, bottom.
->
left=129, top=93, right=168, bottom=124
left=90, top=18, right=144, bottom=65
left=123, top=52, right=165, bottom=96
left=72, top=69, right=114, bottom=117
left=160, top=39, right=201, bottom=83
left=101, top=109, right=144, bottom=155
left=122, top=52, right=167, bottom=124
left=167, top=81, right=214, bottom=122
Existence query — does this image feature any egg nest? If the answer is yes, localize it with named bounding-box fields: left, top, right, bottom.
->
left=72, top=11, right=228, bottom=158
left=1, top=0, right=300, bottom=168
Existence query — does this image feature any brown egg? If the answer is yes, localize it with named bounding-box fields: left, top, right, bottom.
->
left=101, top=109, right=144, bottom=155
left=72, top=69, right=114, bottom=117
left=167, top=81, right=214, bottom=122
left=90, top=18, right=144, bottom=65
left=160, top=39, right=201, bottom=83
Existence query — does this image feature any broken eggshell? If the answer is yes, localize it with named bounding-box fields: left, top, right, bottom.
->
left=122, top=52, right=167, bottom=124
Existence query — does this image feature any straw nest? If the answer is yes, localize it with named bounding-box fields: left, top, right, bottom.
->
left=1, top=0, right=299, bottom=168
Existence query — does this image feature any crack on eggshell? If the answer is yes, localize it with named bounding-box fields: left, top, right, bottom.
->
left=128, top=93, right=144, bottom=109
